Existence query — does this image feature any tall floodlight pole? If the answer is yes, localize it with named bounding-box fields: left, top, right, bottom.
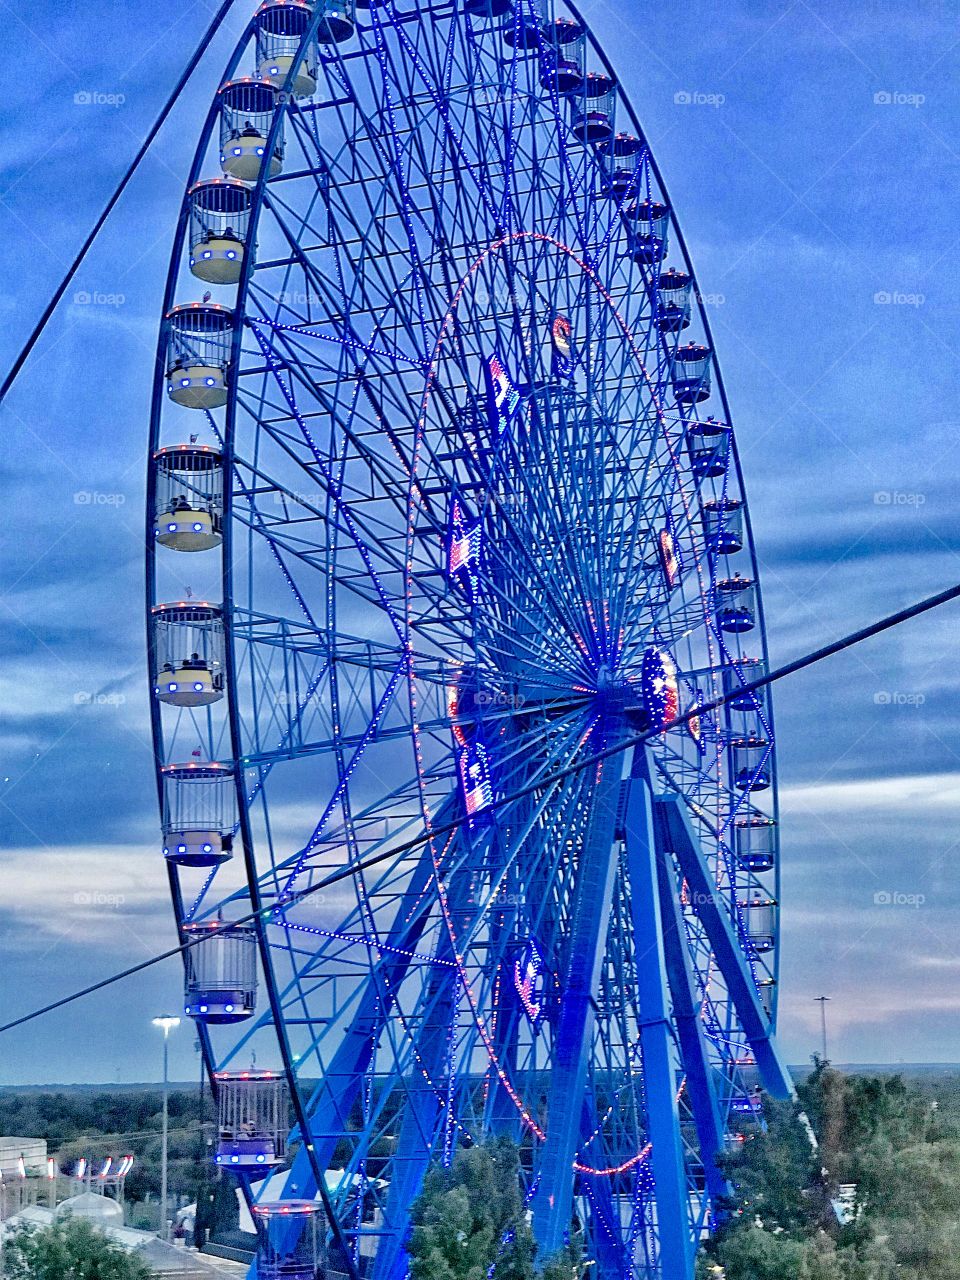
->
left=815, top=996, right=831, bottom=1063
left=152, top=1016, right=180, bottom=1239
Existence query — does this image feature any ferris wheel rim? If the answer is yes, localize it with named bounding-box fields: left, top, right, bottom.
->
left=144, top=2, right=785, bottom=1271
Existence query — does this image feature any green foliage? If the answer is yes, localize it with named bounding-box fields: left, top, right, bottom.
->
left=716, top=1094, right=824, bottom=1232
left=1, top=1216, right=152, bottom=1280
left=0, top=1086, right=214, bottom=1207
left=210, top=1170, right=240, bottom=1236
left=406, top=1138, right=537, bottom=1280
left=709, top=1064, right=960, bottom=1280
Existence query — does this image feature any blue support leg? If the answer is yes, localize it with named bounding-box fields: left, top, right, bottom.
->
left=654, top=846, right=729, bottom=1209
left=653, top=795, right=793, bottom=1101
left=370, top=863, right=473, bottom=1280
left=623, top=761, right=695, bottom=1280
left=531, top=752, right=624, bottom=1256
left=580, top=1100, right=626, bottom=1278
left=278, top=845, right=437, bottom=1205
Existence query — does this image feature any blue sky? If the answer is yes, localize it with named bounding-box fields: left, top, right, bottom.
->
left=1, top=0, right=958, bottom=1084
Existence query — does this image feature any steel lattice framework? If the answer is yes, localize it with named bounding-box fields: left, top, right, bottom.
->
left=146, top=2, right=792, bottom=1277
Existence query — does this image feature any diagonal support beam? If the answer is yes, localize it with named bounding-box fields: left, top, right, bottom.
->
left=653, top=795, right=793, bottom=1101
left=623, top=763, right=695, bottom=1280
left=531, top=751, right=623, bottom=1256
left=371, top=867, right=472, bottom=1280
left=654, top=848, right=729, bottom=1209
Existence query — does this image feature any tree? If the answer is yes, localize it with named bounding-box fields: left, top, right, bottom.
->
left=210, top=1170, right=240, bottom=1237
left=715, top=1094, right=825, bottom=1233
left=1, top=1217, right=152, bottom=1280
left=406, top=1139, right=537, bottom=1280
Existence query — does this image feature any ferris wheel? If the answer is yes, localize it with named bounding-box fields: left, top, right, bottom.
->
left=145, top=1, right=792, bottom=1277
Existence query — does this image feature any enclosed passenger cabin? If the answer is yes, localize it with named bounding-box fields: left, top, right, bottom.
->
left=739, top=892, right=776, bottom=952
left=153, top=445, right=224, bottom=552
left=702, top=497, right=744, bottom=556
left=256, top=0, right=318, bottom=95
left=183, top=921, right=258, bottom=1023
left=672, top=342, right=712, bottom=404
left=219, top=78, right=283, bottom=182
left=161, top=762, right=235, bottom=867
left=730, top=734, right=772, bottom=792
left=463, top=0, right=511, bottom=18
left=724, top=656, right=767, bottom=718
left=734, top=815, right=776, bottom=873
left=730, top=1092, right=763, bottom=1117
left=758, top=978, right=776, bottom=1016
left=188, top=180, right=251, bottom=285
left=253, top=1201, right=325, bottom=1280
left=715, top=574, right=756, bottom=633
left=626, top=198, right=669, bottom=264
left=539, top=19, right=585, bottom=94
left=502, top=0, right=543, bottom=48
left=686, top=418, right=730, bottom=479
left=214, top=1071, right=289, bottom=1170
left=165, top=304, right=232, bottom=410
left=571, top=73, right=616, bottom=143
left=600, top=133, right=643, bottom=199
left=652, top=267, right=692, bottom=332
left=314, top=0, right=355, bottom=44
left=152, top=602, right=225, bottom=707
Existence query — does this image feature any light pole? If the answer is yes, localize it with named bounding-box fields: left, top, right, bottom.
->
left=152, top=1016, right=180, bottom=1240
left=814, top=995, right=830, bottom=1064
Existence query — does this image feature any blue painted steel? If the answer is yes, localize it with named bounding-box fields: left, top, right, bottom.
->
left=145, top=0, right=787, bottom=1274
left=654, top=796, right=793, bottom=1100
left=623, top=761, right=695, bottom=1280
left=530, top=739, right=624, bottom=1257
left=654, top=846, right=729, bottom=1208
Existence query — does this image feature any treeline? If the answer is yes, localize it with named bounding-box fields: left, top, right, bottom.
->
left=704, top=1061, right=960, bottom=1280
left=0, top=1087, right=214, bottom=1208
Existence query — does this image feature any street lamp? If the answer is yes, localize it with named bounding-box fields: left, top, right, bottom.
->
left=152, top=1016, right=180, bottom=1240
left=814, top=995, right=830, bottom=1064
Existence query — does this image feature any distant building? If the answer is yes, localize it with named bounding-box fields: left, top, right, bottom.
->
left=0, top=1136, right=47, bottom=1177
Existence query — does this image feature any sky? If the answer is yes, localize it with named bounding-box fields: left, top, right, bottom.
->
left=1, top=0, right=959, bottom=1084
